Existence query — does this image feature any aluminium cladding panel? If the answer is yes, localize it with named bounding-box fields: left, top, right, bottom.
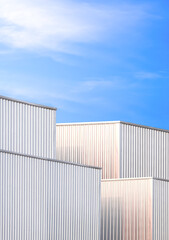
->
left=0, top=96, right=56, bottom=158
left=152, top=179, right=169, bottom=240
left=101, top=178, right=153, bottom=240
left=56, top=121, right=169, bottom=180
left=120, top=123, right=169, bottom=179
left=56, top=122, right=120, bottom=179
left=0, top=150, right=101, bottom=240
left=101, top=178, right=169, bottom=240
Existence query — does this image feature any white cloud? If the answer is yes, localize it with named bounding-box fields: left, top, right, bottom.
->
left=0, top=71, right=142, bottom=110
left=0, top=0, right=152, bottom=54
left=135, top=72, right=162, bottom=79
left=1, top=70, right=161, bottom=114
left=0, top=71, right=122, bottom=108
left=84, top=80, right=113, bottom=88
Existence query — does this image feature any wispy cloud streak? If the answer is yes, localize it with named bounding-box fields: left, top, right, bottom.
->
left=0, top=0, right=152, bottom=54
left=0, top=71, right=150, bottom=109
left=135, top=72, right=162, bottom=79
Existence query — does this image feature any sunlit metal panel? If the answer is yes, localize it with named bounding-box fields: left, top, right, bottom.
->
left=56, top=122, right=169, bottom=179
left=0, top=150, right=101, bottom=240
left=101, top=178, right=169, bottom=240
left=56, top=122, right=120, bottom=179
left=0, top=96, right=56, bottom=158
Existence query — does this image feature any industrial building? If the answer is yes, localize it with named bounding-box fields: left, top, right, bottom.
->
left=101, top=178, right=169, bottom=240
left=0, top=95, right=56, bottom=158
left=56, top=121, right=169, bottom=179
left=1, top=94, right=169, bottom=239
left=0, top=96, right=101, bottom=240
left=56, top=121, right=169, bottom=239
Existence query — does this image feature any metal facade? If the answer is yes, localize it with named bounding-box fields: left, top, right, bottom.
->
left=56, top=122, right=120, bottom=179
left=0, top=150, right=101, bottom=240
left=0, top=96, right=56, bottom=158
left=56, top=121, right=169, bottom=179
left=101, top=178, right=169, bottom=240
left=153, top=179, right=169, bottom=240
left=120, top=122, right=169, bottom=179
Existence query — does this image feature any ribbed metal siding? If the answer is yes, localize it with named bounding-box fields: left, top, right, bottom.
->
left=0, top=151, right=101, bottom=240
left=120, top=123, right=169, bottom=179
left=56, top=123, right=120, bottom=179
left=153, top=179, right=169, bottom=240
left=0, top=98, right=56, bottom=158
left=101, top=179, right=153, bottom=240
left=57, top=122, right=169, bottom=179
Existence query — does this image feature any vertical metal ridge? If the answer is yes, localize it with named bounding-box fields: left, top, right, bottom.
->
left=101, top=179, right=153, bottom=240
left=56, top=122, right=169, bottom=180
left=119, top=122, right=122, bottom=178
left=0, top=151, right=101, bottom=240
left=56, top=123, right=120, bottom=179
left=0, top=98, right=56, bottom=159
left=152, top=179, right=169, bottom=240
left=121, top=123, right=169, bottom=179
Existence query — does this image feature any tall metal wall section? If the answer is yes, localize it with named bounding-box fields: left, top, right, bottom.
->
left=120, top=123, right=169, bottom=179
left=101, top=178, right=153, bottom=240
left=56, top=121, right=169, bottom=239
left=56, top=122, right=120, bottom=179
left=0, top=96, right=56, bottom=159
left=56, top=121, right=169, bottom=179
left=0, top=150, right=101, bottom=240
left=153, top=179, right=169, bottom=240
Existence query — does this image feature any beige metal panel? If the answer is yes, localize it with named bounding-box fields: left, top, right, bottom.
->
left=0, top=150, right=101, bottom=240
left=101, top=178, right=153, bottom=240
left=0, top=96, right=56, bottom=158
left=56, top=122, right=120, bottom=179
left=153, top=179, right=169, bottom=240
left=56, top=121, right=169, bottom=179
left=120, top=123, right=169, bottom=179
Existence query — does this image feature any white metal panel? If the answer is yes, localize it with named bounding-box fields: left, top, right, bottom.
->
left=0, top=97, right=56, bottom=158
left=101, top=178, right=169, bottom=240
left=56, top=121, right=169, bottom=179
left=56, top=122, right=120, bottom=179
left=120, top=123, right=169, bottom=179
left=101, top=178, right=153, bottom=240
left=0, top=150, right=101, bottom=240
left=153, top=179, right=169, bottom=240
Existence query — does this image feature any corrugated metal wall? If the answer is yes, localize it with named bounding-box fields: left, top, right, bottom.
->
left=120, top=123, right=169, bottom=179
left=153, top=179, right=169, bottom=240
left=56, top=122, right=120, bottom=179
left=0, top=150, right=101, bottom=240
left=56, top=122, right=169, bottom=179
left=0, top=97, right=56, bottom=158
left=101, top=178, right=153, bottom=240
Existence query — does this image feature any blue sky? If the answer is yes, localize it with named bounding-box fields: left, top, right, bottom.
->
left=0, top=0, right=169, bottom=129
